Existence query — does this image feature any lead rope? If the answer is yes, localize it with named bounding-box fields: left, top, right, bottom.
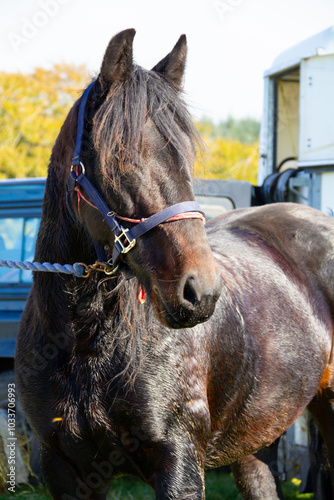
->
left=0, top=258, right=85, bottom=278
left=0, top=258, right=117, bottom=279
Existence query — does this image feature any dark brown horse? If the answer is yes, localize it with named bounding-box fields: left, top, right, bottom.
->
left=16, top=29, right=334, bottom=499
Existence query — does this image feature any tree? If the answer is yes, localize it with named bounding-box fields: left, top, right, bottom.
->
left=0, top=64, right=89, bottom=178
left=195, top=121, right=259, bottom=184
left=197, top=116, right=260, bottom=144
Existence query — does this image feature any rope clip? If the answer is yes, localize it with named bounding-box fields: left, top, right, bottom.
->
left=78, top=260, right=119, bottom=279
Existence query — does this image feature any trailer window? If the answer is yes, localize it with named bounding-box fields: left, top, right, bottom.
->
left=0, top=217, right=40, bottom=283
left=274, top=68, right=299, bottom=170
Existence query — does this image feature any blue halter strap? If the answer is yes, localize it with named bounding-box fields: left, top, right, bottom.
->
left=66, top=80, right=204, bottom=269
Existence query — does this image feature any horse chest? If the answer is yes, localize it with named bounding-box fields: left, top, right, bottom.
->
left=54, top=342, right=210, bottom=462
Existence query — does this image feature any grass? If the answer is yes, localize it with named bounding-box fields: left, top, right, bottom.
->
left=0, top=472, right=314, bottom=499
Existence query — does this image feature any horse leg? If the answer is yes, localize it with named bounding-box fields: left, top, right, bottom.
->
left=155, top=470, right=205, bottom=500
left=231, top=439, right=284, bottom=500
left=154, top=442, right=206, bottom=499
left=40, top=445, right=110, bottom=500
left=308, top=390, right=334, bottom=499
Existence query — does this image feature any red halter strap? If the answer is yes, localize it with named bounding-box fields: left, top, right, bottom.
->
left=114, top=212, right=206, bottom=225
left=74, top=171, right=206, bottom=225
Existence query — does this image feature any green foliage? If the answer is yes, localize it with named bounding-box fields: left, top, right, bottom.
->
left=195, top=135, right=259, bottom=185
left=197, top=116, right=260, bottom=144
left=195, top=117, right=260, bottom=185
left=0, top=65, right=89, bottom=179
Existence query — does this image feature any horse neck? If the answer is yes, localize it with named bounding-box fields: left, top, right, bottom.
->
left=32, top=103, right=113, bottom=335
left=69, top=276, right=152, bottom=356
left=34, top=103, right=88, bottom=261
left=32, top=101, right=153, bottom=365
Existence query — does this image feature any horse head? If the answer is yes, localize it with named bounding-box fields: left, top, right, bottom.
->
left=68, top=29, right=221, bottom=328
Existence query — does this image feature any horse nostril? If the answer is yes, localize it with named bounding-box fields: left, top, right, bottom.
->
left=180, top=275, right=201, bottom=308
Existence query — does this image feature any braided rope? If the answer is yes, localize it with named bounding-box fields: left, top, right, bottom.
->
left=0, top=259, right=84, bottom=278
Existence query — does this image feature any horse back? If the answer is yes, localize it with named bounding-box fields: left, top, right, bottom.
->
left=207, top=202, right=334, bottom=308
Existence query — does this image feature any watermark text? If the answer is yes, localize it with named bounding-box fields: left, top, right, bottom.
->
left=6, top=383, right=16, bottom=493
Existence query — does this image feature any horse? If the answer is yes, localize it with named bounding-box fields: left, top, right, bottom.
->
left=15, top=29, right=334, bottom=499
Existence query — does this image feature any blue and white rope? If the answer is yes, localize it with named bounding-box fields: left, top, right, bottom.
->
left=0, top=259, right=84, bottom=278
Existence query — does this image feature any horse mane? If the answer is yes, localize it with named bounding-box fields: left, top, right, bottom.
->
left=69, top=273, right=159, bottom=390
left=92, top=65, right=201, bottom=188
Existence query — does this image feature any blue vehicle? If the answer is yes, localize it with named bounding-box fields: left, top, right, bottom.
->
left=0, top=178, right=45, bottom=363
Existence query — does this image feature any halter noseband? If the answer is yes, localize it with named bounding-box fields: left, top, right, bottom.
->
left=66, top=80, right=205, bottom=272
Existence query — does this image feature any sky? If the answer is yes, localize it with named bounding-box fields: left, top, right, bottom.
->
left=1, top=0, right=334, bottom=122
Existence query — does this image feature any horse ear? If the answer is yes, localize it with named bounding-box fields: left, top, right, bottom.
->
left=100, top=28, right=136, bottom=88
left=152, top=35, right=187, bottom=88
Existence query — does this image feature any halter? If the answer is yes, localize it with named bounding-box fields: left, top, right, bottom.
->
left=66, top=80, right=205, bottom=274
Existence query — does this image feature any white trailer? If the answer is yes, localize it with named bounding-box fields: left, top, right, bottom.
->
left=256, top=29, right=334, bottom=491
left=258, top=26, right=334, bottom=215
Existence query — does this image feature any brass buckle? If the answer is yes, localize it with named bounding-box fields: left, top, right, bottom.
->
left=78, top=261, right=119, bottom=279
left=114, top=228, right=136, bottom=254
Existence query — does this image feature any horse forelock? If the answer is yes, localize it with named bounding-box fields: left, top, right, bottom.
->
left=92, top=65, right=201, bottom=189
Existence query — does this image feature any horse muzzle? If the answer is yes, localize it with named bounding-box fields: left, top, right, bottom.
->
left=152, top=266, right=222, bottom=329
